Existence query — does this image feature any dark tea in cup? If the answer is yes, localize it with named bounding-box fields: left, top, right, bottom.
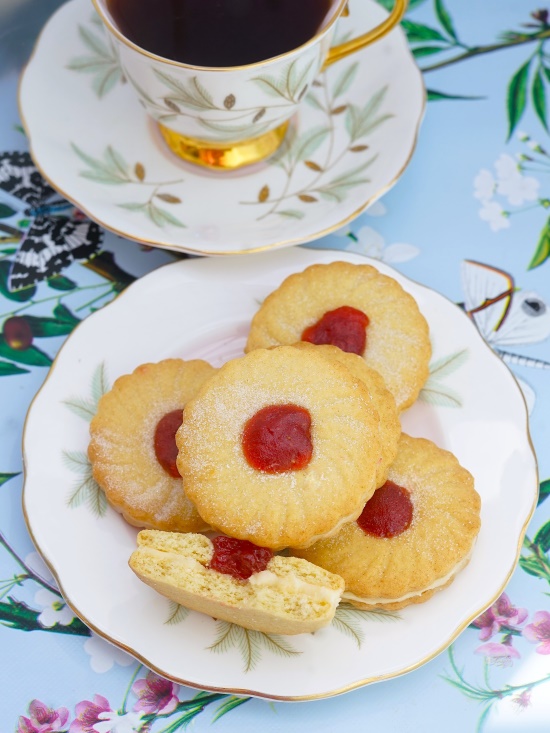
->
left=106, top=0, right=334, bottom=67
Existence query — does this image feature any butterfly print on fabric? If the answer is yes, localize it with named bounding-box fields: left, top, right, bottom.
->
left=0, top=151, right=103, bottom=291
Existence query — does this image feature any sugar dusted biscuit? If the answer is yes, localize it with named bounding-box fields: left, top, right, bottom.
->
left=291, top=342, right=400, bottom=487
left=292, top=434, right=481, bottom=610
left=176, top=345, right=381, bottom=550
left=129, top=530, right=345, bottom=635
left=89, top=359, right=216, bottom=532
left=245, top=261, right=431, bottom=411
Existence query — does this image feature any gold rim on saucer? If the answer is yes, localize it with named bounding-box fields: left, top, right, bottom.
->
left=158, top=120, right=290, bottom=170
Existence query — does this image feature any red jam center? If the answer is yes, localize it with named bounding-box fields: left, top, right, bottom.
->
left=154, top=409, right=183, bottom=478
left=301, top=305, right=369, bottom=355
left=242, top=404, right=313, bottom=473
left=357, top=481, right=413, bottom=538
left=210, top=536, right=273, bottom=580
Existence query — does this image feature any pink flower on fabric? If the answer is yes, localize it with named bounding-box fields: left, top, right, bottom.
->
left=69, top=695, right=112, bottom=733
left=472, top=593, right=528, bottom=640
left=475, top=639, right=521, bottom=667
left=132, top=672, right=179, bottom=715
left=522, top=610, right=550, bottom=654
left=18, top=700, right=69, bottom=733
left=511, top=689, right=532, bottom=711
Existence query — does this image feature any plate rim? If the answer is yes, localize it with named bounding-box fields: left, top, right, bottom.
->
left=17, top=0, right=427, bottom=257
left=21, top=249, right=539, bottom=700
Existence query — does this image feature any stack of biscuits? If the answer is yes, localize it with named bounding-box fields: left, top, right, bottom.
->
left=88, top=262, right=481, bottom=635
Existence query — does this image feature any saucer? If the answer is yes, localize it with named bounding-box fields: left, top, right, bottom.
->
left=19, top=0, right=425, bottom=255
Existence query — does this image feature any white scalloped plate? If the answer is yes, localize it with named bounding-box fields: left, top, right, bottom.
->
left=18, top=0, right=424, bottom=255
left=22, top=248, right=537, bottom=700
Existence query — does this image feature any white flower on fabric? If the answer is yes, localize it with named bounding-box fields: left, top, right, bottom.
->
left=495, top=153, right=539, bottom=205
left=364, top=200, right=387, bottom=217
left=342, top=226, right=419, bottom=263
left=35, top=588, right=75, bottom=627
left=94, top=710, right=144, bottom=733
left=333, top=202, right=388, bottom=240
left=478, top=200, right=510, bottom=231
left=473, top=169, right=496, bottom=201
left=382, top=243, right=421, bottom=263
left=84, top=634, right=134, bottom=673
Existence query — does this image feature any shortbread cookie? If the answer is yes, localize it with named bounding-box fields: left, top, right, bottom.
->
left=129, top=530, right=345, bottom=635
left=176, top=345, right=381, bottom=549
left=245, top=261, right=431, bottom=411
left=89, top=359, right=216, bottom=532
left=291, top=342, right=400, bottom=486
left=292, top=434, right=481, bottom=609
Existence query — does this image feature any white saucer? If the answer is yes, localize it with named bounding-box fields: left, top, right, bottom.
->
left=22, top=249, right=537, bottom=700
left=19, top=0, right=425, bottom=255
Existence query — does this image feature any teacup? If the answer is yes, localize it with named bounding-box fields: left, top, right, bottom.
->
left=92, top=0, right=408, bottom=170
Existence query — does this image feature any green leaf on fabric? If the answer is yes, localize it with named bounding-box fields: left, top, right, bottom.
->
left=0, top=337, right=52, bottom=366
left=427, top=89, right=485, bottom=101
left=534, top=520, right=550, bottom=553
left=211, top=697, right=250, bottom=723
left=0, top=261, right=36, bottom=301
left=532, top=67, right=548, bottom=131
left=401, top=19, right=448, bottom=43
left=0, top=472, right=20, bottom=486
left=528, top=215, right=550, bottom=269
left=0, top=360, right=30, bottom=376
left=507, top=59, right=532, bottom=140
left=0, top=204, right=17, bottom=219
left=24, top=316, right=76, bottom=338
left=435, top=0, right=458, bottom=41
left=412, top=45, right=447, bottom=58
left=47, top=274, right=77, bottom=291
left=519, top=555, right=546, bottom=579
left=53, top=303, right=80, bottom=326
left=538, top=478, right=550, bottom=506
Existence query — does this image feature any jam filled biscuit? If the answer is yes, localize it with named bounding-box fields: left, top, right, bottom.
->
left=89, top=358, right=216, bottom=532
left=291, top=342, right=400, bottom=487
left=245, top=261, right=431, bottom=411
left=176, top=345, right=382, bottom=550
left=129, top=530, right=345, bottom=635
left=292, top=434, right=481, bottom=610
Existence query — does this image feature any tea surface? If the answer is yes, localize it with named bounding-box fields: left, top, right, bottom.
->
left=107, top=0, right=334, bottom=67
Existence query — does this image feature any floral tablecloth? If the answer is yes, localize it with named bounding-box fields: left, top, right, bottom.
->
left=2, top=1, right=550, bottom=731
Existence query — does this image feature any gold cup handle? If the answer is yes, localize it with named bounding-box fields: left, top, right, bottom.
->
left=324, top=0, right=408, bottom=68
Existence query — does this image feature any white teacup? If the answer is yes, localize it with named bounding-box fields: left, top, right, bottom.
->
left=92, top=0, right=408, bottom=170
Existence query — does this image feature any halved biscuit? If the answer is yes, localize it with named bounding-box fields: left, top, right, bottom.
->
left=129, top=530, right=344, bottom=634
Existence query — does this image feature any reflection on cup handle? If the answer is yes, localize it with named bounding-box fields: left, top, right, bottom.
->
left=323, top=0, right=408, bottom=68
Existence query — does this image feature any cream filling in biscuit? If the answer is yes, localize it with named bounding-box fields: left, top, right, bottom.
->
left=342, top=549, right=473, bottom=605
left=248, top=569, right=341, bottom=605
